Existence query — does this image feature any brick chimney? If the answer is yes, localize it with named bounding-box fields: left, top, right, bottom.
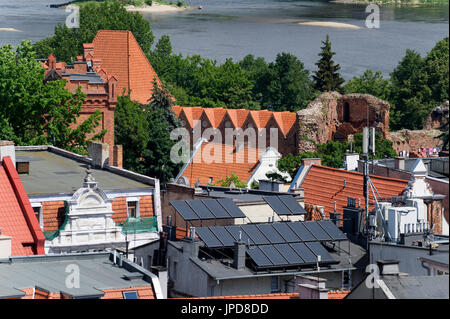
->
left=0, top=141, right=16, bottom=167
left=48, top=53, right=56, bottom=69
left=302, top=158, right=321, bottom=167
left=92, top=57, right=102, bottom=71
left=112, top=145, right=123, bottom=168
left=83, top=43, right=94, bottom=60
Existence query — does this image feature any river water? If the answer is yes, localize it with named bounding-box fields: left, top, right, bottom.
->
left=0, top=0, right=448, bottom=79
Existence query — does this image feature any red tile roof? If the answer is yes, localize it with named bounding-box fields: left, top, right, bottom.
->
left=0, top=156, right=45, bottom=256
left=172, top=106, right=297, bottom=137
left=181, top=142, right=263, bottom=186
left=302, top=165, right=408, bottom=218
left=188, top=293, right=299, bottom=299
left=328, top=290, right=350, bottom=299
left=91, top=30, right=161, bottom=105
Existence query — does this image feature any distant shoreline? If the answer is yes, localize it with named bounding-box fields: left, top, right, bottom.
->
left=330, top=0, right=448, bottom=5
left=52, top=1, right=198, bottom=13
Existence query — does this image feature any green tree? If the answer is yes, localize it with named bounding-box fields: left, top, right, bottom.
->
left=34, top=0, right=154, bottom=62
left=389, top=38, right=449, bottom=130
left=142, top=78, right=183, bottom=184
left=216, top=173, right=248, bottom=188
left=313, top=35, right=345, bottom=93
left=258, top=52, right=314, bottom=111
left=0, top=41, right=105, bottom=154
left=114, top=95, right=150, bottom=173
left=344, top=70, right=393, bottom=101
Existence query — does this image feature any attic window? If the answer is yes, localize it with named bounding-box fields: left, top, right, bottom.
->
left=122, top=291, right=139, bottom=299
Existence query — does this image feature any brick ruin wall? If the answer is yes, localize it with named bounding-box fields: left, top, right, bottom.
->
left=296, top=92, right=446, bottom=155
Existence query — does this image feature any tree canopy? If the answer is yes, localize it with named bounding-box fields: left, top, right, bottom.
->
left=0, top=41, right=104, bottom=154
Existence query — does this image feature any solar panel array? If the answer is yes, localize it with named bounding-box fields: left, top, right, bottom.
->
left=195, top=220, right=346, bottom=248
left=170, top=198, right=246, bottom=221
left=195, top=220, right=347, bottom=270
left=262, top=195, right=307, bottom=216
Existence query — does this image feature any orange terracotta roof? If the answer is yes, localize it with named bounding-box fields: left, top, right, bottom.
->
left=173, top=106, right=297, bottom=137
left=101, top=286, right=155, bottom=299
left=189, top=293, right=299, bottom=299
left=302, top=165, right=408, bottom=219
left=91, top=30, right=161, bottom=105
left=182, top=142, right=263, bottom=186
left=328, top=290, right=350, bottom=299
left=0, top=156, right=45, bottom=256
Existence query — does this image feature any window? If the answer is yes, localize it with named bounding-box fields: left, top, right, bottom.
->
left=122, top=291, right=139, bottom=299
left=31, top=203, right=43, bottom=228
left=126, top=198, right=139, bottom=218
left=271, top=276, right=280, bottom=293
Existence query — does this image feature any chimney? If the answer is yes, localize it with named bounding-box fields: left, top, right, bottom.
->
left=92, top=57, right=102, bottom=71
left=0, top=231, right=12, bottom=259
left=186, top=228, right=200, bottom=258
left=295, top=275, right=328, bottom=299
left=344, top=153, right=359, bottom=171
left=113, top=145, right=123, bottom=168
left=394, top=157, right=405, bottom=170
left=301, top=158, right=321, bottom=167
left=377, top=260, right=400, bottom=276
left=48, top=53, right=56, bottom=69
left=88, top=141, right=109, bottom=168
left=233, top=241, right=246, bottom=270
left=0, top=141, right=16, bottom=167
left=83, top=43, right=94, bottom=60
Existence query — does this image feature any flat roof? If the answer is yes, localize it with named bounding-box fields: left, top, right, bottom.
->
left=0, top=252, right=152, bottom=298
left=198, top=185, right=298, bottom=203
left=16, top=150, right=152, bottom=195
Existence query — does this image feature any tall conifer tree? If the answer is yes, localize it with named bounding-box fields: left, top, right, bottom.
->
left=313, top=35, right=345, bottom=93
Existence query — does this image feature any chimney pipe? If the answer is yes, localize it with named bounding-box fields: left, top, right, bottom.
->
left=233, top=241, right=246, bottom=270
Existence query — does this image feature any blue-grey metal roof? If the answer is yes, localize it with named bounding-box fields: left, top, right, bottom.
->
left=0, top=252, right=153, bottom=299
left=61, top=72, right=105, bottom=84
left=420, top=253, right=449, bottom=266
left=382, top=275, right=449, bottom=299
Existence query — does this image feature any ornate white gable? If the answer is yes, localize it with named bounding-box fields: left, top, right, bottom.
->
left=46, top=167, right=125, bottom=253
left=404, top=159, right=433, bottom=198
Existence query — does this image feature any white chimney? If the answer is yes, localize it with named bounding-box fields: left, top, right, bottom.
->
left=0, top=141, right=16, bottom=167
left=88, top=141, right=109, bottom=168
left=0, top=232, right=12, bottom=259
left=344, top=153, right=359, bottom=171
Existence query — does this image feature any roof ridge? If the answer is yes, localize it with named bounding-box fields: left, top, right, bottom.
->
left=311, top=164, right=409, bottom=183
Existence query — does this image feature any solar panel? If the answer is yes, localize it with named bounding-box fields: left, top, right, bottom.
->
left=259, top=245, right=289, bottom=266
left=225, top=225, right=254, bottom=244
left=247, top=247, right=272, bottom=267
left=278, top=195, right=307, bottom=215
left=290, top=242, right=317, bottom=264
left=256, top=224, right=285, bottom=244
left=195, top=228, right=223, bottom=248
left=287, top=222, right=316, bottom=242
left=202, top=199, right=231, bottom=219
left=186, top=200, right=215, bottom=220
left=305, top=242, right=336, bottom=263
left=170, top=200, right=199, bottom=221
left=303, top=221, right=333, bottom=241
left=272, top=223, right=301, bottom=243
left=217, top=198, right=246, bottom=218
left=274, top=243, right=304, bottom=264
left=209, top=226, right=236, bottom=247
left=263, top=196, right=292, bottom=215
left=317, top=220, right=348, bottom=241
left=241, top=224, right=270, bottom=245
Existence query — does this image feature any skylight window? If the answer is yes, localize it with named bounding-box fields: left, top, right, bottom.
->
left=123, top=291, right=139, bottom=299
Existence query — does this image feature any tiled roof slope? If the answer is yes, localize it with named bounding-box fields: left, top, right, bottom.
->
left=302, top=165, right=408, bottom=218
left=173, top=106, right=297, bottom=137
left=189, top=293, right=299, bottom=299
left=182, top=143, right=263, bottom=185
left=328, top=290, right=350, bottom=299
left=0, top=157, right=45, bottom=256
left=92, top=30, right=161, bottom=104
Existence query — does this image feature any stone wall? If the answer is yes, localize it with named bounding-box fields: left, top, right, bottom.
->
left=389, top=129, right=442, bottom=154
left=297, top=92, right=390, bottom=153
left=423, top=101, right=449, bottom=130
